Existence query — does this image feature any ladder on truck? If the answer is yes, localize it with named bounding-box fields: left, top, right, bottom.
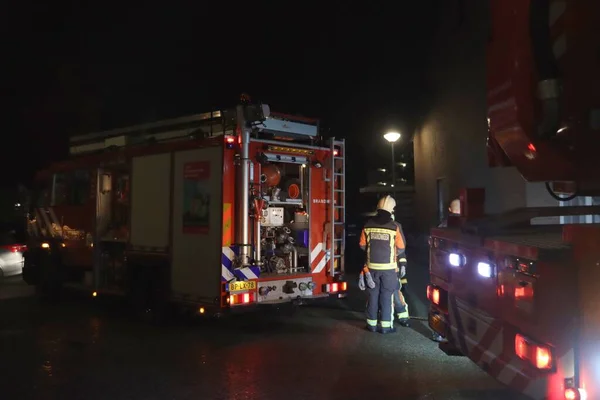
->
left=326, top=138, right=346, bottom=277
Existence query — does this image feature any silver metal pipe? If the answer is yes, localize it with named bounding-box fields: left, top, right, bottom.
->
left=236, top=105, right=251, bottom=266
left=250, top=161, right=261, bottom=265
left=290, top=246, right=298, bottom=272
left=255, top=219, right=262, bottom=265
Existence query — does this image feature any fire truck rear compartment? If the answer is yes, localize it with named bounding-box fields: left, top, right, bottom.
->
left=431, top=221, right=600, bottom=398
left=257, top=161, right=311, bottom=276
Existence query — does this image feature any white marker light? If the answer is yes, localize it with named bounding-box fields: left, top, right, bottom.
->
left=449, top=253, right=461, bottom=267
left=478, top=262, right=492, bottom=278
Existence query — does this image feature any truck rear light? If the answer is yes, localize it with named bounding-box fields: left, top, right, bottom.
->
left=448, top=253, right=464, bottom=267
left=515, top=333, right=553, bottom=370
left=229, top=291, right=256, bottom=305
left=427, top=285, right=440, bottom=306
left=427, top=284, right=449, bottom=310
left=323, top=282, right=347, bottom=293
left=515, top=285, right=534, bottom=299
left=225, top=135, right=236, bottom=149
left=564, top=387, right=586, bottom=400
left=497, top=284, right=505, bottom=297
left=535, top=346, right=552, bottom=370
left=477, top=262, right=493, bottom=278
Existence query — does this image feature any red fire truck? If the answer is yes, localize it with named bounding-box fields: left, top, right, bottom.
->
left=427, top=1, right=599, bottom=399
left=23, top=98, right=347, bottom=321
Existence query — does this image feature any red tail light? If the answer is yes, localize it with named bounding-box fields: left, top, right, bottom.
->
left=514, top=285, right=534, bottom=299
left=497, top=284, right=505, bottom=297
left=427, top=285, right=440, bottom=306
left=333, top=149, right=339, bottom=156
left=564, top=387, right=586, bottom=400
left=2, top=244, right=26, bottom=253
left=229, top=291, right=256, bottom=305
left=323, top=282, right=347, bottom=293
left=535, top=346, right=552, bottom=370
left=515, top=333, right=553, bottom=370
left=225, top=135, right=236, bottom=149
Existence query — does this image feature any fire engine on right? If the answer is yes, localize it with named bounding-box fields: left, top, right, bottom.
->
left=427, top=1, right=599, bottom=399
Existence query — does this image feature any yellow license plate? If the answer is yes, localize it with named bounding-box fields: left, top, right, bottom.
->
left=229, top=280, right=256, bottom=292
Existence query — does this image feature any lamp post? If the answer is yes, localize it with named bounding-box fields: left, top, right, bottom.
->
left=383, top=131, right=401, bottom=190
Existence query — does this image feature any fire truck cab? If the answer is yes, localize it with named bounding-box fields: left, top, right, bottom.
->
left=427, top=1, right=600, bottom=399
left=23, top=99, right=347, bottom=320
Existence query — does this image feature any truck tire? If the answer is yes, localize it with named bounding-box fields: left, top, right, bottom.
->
left=147, top=264, right=172, bottom=326
left=127, top=266, right=152, bottom=321
left=35, top=255, right=63, bottom=302
left=127, top=264, right=171, bottom=326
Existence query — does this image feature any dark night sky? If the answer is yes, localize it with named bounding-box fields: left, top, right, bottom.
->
left=4, top=2, right=440, bottom=188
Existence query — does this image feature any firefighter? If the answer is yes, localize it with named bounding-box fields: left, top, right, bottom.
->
left=438, top=198, right=460, bottom=227
left=359, top=195, right=405, bottom=334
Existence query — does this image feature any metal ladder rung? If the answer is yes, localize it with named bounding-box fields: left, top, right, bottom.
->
left=329, top=138, right=345, bottom=276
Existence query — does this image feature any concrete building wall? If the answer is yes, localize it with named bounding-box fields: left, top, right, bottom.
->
left=413, top=1, right=559, bottom=232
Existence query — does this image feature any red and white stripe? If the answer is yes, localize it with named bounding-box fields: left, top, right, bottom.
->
left=310, top=242, right=330, bottom=274
left=448, top=302, right=542, bottom=398
left=28, top=207, right=62, bottom=238
left=448, top=299, right=576, bottom=400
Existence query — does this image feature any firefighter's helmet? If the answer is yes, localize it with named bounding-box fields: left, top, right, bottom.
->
left=377, top=195, right=396, bottom=214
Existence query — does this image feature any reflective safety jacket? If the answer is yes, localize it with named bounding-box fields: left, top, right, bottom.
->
left=359, top=219, right=405, bottom=270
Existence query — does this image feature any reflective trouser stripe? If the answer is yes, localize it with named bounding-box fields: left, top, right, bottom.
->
left=367, top=319, right=378, bottom=327
left=367, top=263, right=396, bottom=270
left=397, top=302, right=409, bottom=320
left=393, top=286, right=409, bottom=319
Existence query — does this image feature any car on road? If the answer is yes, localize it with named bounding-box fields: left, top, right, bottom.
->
left=0, top=228, right=27, bottom=279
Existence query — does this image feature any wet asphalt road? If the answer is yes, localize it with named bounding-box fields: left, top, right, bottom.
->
left=0, top=276, right=525, bottom=400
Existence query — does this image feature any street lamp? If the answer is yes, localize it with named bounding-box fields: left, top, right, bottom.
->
left=383, top=131, right=401, bottom=188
